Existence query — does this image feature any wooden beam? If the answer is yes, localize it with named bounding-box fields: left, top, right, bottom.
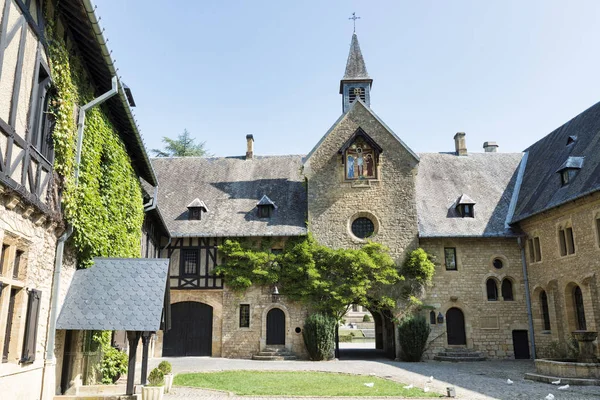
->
left=9, top=19, right=28, bottom=128
left=125, top=331, right=142, bottom=396
left=140, top=331, right=152, bottom=386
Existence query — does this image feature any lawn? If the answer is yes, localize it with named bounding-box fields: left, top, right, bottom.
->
left=173, top=371, right=439, bottom=397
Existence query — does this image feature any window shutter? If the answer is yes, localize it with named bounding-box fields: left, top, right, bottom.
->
left=21, top=289, right=41, bottom=364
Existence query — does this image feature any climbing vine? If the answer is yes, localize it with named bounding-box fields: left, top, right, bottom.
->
left=46, top=21, right=144, bottom=266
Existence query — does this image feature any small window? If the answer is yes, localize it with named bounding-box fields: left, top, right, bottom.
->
left=0, top=245, right=8, bottom=276
left=2, top=289, right=18, bottom=363
left=457, top=204, right=474, bottom=218
left=561, top=170, right=569, bottom=186
left=486, top=279, right=498, bottom=301
left=566, top=227, right=575, bottom=255
left=351, top=217, right=375, bottom=239
left=189, top=208, right=201, bottom=220
left=534, top=237, right=542, bottom=262
left=429, top=311, right=436, bottom=325
left=558, top=229, right=567, bottom=256
left=596, top=218, right=600, bottom=247
left=493, top=258, right=503, bottom=269
left=12, top=250, right=23, bottom=280
left=258, top=205, right=272, bottom=218
left=181, top=249, right=198, bottom=276
left=239, top=304, right=250, bottom=328
left=31, top=65, right=54, bottom=161
left=540, top=291, right=551, bottom=331
left=501, top=279, right=514, bottom=301
left=20, top=289, right=41, bottom=364
left=444, top=247, right=457, bottom=270
left=528, top=239, right=535, bottom=263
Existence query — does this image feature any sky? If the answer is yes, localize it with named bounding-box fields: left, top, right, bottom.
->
left=94, top=0, right=600, bottom=157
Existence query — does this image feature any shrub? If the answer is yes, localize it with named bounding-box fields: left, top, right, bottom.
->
left=303, top=313, right=336, bottom=361
left=397, top=315, right=431, bottom=362
left=362, top=314, right=371, bottom=322
left=338, top=334, right=353, bottom=343
left=99, top=347, right=128, bottom=384
left=147, top=368, right=165, bottom=387
left=157, top=360, right=172, bottom=374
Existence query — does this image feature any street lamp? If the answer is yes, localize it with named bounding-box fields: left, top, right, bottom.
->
left=272, top=285, right=280, bottom=303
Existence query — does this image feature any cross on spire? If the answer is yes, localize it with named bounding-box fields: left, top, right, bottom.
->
left=348, top=12, right=360, bottom=33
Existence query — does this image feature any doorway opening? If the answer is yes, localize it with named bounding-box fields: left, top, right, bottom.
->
left=337, top=304, right=395, bottom=360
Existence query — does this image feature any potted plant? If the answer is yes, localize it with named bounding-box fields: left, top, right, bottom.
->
left=157, top=361, right=173, bottom=393
left=142, top=368, right=164, bottom=400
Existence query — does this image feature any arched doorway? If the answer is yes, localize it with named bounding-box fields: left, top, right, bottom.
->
left=266, top=308, right=286, bottom=345
left=163, top=302, right=213, bottom=356
left=446, top=307, right=466, bottom=345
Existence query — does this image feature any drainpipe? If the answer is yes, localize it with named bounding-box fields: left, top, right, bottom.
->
left=42, top=77, right=120, bottom=395
left=518, top=236, right=536, bottom=359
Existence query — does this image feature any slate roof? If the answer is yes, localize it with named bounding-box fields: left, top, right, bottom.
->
left=416, top=152, right=524, bottom=237
left=512, top=101, right=600, bottom=223
left=56, top=258, right=169, bottom=331
left=151, top=156, right=307, bottom=237
left=187, top=198, right=209, bottom=211
left=343, top=33, right=370, bottom=80
left=556, top=156, right=584, bottom=172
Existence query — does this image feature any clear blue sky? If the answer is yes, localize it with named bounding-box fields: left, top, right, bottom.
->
left=95, top=0, right=600, bottom=157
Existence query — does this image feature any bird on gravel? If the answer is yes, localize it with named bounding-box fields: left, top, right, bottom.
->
left=423, top=386, right=430, bottom=393
left=363, top=383, right=374, bottom=388
left=545, top=394, right=555, bottom=400
left=506, top=379, right=513, bottom=385
left=403, top=384, right=414, bottom=389
left=558, top=384, right=570, bottom=390
left=427, top=376, right=434, bottom=383
left=551, top=379, right=561, bottom=385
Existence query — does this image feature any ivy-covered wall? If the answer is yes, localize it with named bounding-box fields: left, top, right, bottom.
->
left=47, top=21, right=144, bottom=267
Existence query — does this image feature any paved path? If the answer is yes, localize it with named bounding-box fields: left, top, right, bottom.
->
left=151, top=356, right=600, bottom=400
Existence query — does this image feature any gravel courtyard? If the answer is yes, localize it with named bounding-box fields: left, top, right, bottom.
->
left=149, top=355, right=600, bottom=399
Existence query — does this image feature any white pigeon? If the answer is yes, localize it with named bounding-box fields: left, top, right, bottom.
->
left=424, top=386, right=430, bottom=393
left=369, top=373, right=376, bottom=376
left=403, top=384, right=414, bottom=389
left=364, top=383, right=374, bottom=388
left=551, top=379, right=561, bottom=385
left=558, top=384, right=570, bottom=390
left=427, top=376, right=434, bottom=383
left=545, top=394, right=555, bottom=400
left=506, top=378, right=513, bottom=385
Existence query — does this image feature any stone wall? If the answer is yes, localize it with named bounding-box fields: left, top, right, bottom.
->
left=420, top=237, right=529, bottom=359
left=519, top=191, right=600, bottom=358
left=0, top=193, right=77, bottom=399
left=305, top=101, right=419, bottom=262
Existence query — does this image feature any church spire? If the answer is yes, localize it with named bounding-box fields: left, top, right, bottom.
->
left=340, top=33, right=373, bottom=112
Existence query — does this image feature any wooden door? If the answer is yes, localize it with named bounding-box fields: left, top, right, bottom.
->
left=266, top=308, right=285, bottom=345
left=446, top=307, right=466, bottom=345
left=512, top=330, right=530, bottom=359
left=163, top=302, right=213, bottom=356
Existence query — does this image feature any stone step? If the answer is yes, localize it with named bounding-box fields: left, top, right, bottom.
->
left=436, top=351, right=484, bottom=358
left=444, top=347, right=476, bottom=352
left=434, top=355, right=487, bottom=362
left=255, top=351, right=295, bottom=356
left=252, top=355, right=297, bottom=361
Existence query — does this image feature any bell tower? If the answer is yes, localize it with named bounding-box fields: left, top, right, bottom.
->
left=340, top=33, right=373, bottom=113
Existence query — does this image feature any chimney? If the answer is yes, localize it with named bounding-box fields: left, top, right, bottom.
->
left=483, top=141, right=498, bottom=153
left=454, top=132, right=467, bottom=156
left=246, top=134, right=254, bottom=159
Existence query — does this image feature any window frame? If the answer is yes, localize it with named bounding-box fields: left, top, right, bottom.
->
left=540, top=290, right=551, bottom=331
left=486, top=278, right=498, bottom=301
left=558, top=229, right=567, bottom=256
left=565, top=227, right=575, bottom=255
left=257, top=205, right=272, bottom=218
left=180, top=248, right=199, bottom=277
left=444, top=247, right=457, bottom=270
left=501, top=279, right=514, bottom=301
left=573, top=286, right=586, bottom=331
left=596, top=217, right=600, bottom=248
left=533, top=237, right=542, bottom=262
left=351, top=217, right=375, bottom=239
left=239, top=304, right=250, bottom=328
left=30, top=62, right=54, bottom=162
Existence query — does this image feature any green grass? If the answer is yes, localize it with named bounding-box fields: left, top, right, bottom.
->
left=339, top=329, right=366, bottom=337
left=174, top=371, right=439, bottom=397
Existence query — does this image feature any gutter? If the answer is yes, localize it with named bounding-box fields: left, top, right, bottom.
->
left=42, top=77, right=119, bottom=395
left=517, top=236, right=536, bottom=359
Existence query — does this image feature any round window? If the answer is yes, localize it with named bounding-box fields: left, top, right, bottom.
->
left=351, top=217, right=375, bottom=239
left=493, top=258, right=503, bottom=269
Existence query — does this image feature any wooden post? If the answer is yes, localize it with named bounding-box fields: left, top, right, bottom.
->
left=335, top=324, right=340, bottom=359
left=126, top=331, right=141, bottom=395
left=140, top=331, right=152, bottom=385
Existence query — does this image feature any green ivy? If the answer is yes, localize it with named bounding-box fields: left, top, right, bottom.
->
left=46, top=21, right=144, bottom=267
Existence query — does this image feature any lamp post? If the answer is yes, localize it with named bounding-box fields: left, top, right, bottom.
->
left=271, top=285, right=280, bottom=303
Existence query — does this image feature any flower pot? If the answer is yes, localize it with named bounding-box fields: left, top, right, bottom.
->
left=142, top=385, right=164, bottom=400
left=164, top=373, right=174, bottom=393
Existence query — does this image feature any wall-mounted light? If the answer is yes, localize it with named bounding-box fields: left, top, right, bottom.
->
left=272, top=285, right=280, bottom=303
left=437, top=312, right=444, bottom=324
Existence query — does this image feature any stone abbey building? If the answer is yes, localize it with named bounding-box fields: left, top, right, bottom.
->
left=151, top=33, right=600, bottom=362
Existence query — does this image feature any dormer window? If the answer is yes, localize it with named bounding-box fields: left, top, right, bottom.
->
left=187, top=198, right=208, bottom=221
left=556, top=156, right=584, bottom=186
left=339, top=128, right=382, bottom=181
left=566, top=135, right=577, bottom=146
left=257, top=195, right=277, bottom=218
left=456, top=194, right=475, bottom=218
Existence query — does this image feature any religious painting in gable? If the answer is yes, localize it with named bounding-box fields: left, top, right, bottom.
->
left=345, top=136, right=377, bottom=180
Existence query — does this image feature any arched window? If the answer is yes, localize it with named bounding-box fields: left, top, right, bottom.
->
left=540, top=290, right=551, bottom=331
left=429, top=311, right=436, bottom=325
left=486, top=279, right=498, bottom=301
left=573, top=286, right=587, bottom=330
left=501, top=279, right=514, bottom=301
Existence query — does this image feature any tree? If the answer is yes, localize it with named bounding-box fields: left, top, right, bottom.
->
left=151, top=129, right=210, bottom=157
